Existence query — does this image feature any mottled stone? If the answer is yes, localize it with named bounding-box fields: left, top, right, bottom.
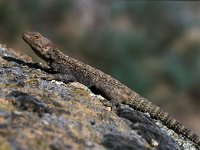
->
left=0, top=44, right=198, bottom=150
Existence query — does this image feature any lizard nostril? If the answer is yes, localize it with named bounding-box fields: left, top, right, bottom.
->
left=22, top=32, right=27, bottom=37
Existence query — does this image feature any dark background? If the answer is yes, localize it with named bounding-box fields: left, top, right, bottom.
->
left=0, top=1, right=200, bottom=134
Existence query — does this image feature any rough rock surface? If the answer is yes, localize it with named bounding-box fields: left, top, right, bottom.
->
left=0, top=44, right=198, bottom=150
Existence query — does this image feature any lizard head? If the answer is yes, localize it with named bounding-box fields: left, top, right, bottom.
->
left=22, top=32, right=57, bottom=61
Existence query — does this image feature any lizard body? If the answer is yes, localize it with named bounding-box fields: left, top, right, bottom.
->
left=22, top=32, right=200, bottom=147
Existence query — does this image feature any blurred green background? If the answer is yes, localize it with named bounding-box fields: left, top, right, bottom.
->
left=0, top=1, right=200, bottom=134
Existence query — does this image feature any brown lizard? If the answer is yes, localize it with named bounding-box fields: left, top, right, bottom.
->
left=22, top=32, right=200, bottom=147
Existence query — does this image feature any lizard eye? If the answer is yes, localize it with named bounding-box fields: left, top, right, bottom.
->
left=34, top=35, right=39, bottom=39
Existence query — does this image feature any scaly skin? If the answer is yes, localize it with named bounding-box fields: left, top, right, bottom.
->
left=22, top=32, right=200, bottom=147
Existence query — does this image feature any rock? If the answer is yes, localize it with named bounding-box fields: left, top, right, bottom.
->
left=0, top=44, right=198, bottom=150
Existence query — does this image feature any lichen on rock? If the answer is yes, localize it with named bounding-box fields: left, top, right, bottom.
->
left=0, top=44, right=198, bottom=150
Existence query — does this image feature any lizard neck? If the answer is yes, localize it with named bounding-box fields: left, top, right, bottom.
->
left=45, top=48, right=67, bottom=64
left=49, top=49, right=84, bottom=68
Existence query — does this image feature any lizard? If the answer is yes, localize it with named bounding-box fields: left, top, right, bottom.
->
left=22, top=31, right=200, bottom=147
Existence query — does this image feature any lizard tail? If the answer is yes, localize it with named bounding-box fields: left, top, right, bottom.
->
left=130, top=95, right=200, bottom=147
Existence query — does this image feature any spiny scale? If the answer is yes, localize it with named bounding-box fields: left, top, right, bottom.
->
left=22, top=32, right=200, bottom=147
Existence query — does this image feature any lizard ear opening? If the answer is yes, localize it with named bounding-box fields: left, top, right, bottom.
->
left=89, top=86, right=110, bottom=100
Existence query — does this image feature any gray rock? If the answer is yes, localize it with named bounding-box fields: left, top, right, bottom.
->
left=0, top=45, right=198, bottom=150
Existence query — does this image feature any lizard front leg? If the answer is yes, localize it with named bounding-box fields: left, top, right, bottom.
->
left=47, top=61, right=76, bottom=83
